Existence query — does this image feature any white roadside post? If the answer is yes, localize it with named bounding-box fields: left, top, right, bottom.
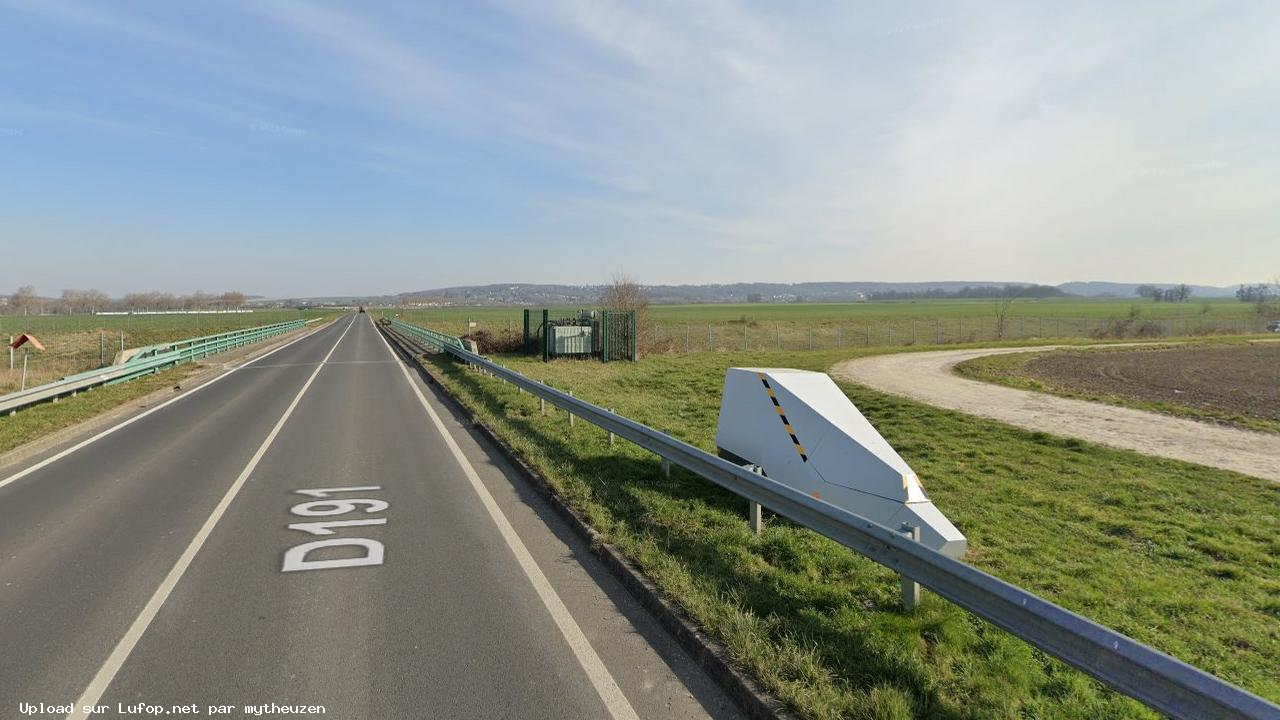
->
left=900, top=524, right=921, bottom=611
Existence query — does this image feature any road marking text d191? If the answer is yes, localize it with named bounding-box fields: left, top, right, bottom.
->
left=283, top=486, right=386, bottom=572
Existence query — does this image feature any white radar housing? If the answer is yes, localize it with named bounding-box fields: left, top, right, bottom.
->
left=715, top=368, right=966, bottom=559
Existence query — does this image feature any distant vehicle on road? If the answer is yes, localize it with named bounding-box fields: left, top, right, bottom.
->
left=1268, top=320, right=1280, bottom=332
left=358, top=305, right=366, bottom=313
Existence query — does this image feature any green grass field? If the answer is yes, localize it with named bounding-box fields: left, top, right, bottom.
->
left=387, top=297, right=1259, bottom=325
left=0, top=309, right=334, bottom=336
left=417, top=344, right=1279, bottom=719
left=385, top=299, right=1269, bottom=351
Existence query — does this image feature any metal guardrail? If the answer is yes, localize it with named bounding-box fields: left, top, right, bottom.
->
left=0, top=319, right=309, bottom=416
left=382, top=317, right=1279, bottom=720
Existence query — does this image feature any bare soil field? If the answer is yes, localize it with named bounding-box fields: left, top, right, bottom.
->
left=958, top=342, right=1280, bottom=433
left=1021, top=343, right=1279, bottom=419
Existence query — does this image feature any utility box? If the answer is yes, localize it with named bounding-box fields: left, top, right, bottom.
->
left=715, top=368, right=966, bottom=559
left=551, top=325, right=593, bottom=355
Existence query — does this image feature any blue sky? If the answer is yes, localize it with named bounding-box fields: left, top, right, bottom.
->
left=2, top=1, right=1278, bottom=297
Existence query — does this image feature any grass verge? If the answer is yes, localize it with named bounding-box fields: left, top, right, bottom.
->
left=420, top=346, right=1279, bottom=719
left=0, top=364, right=199, bottom=456
left=954, top=346, right=1280, bottom=435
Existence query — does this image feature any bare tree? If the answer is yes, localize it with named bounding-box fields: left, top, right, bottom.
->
left=599, top=273, right=651, bottom=353
left=60, top=289, right=85, bottom=314
left=83, top=289, right=110, bottom=314
left=600, top=273, right=648, bottom=312
left=992, top=286, right=1024, bottom=339
left=10, top=286, right=40, bottom=315
left=220, top=291, right=246, bottom=308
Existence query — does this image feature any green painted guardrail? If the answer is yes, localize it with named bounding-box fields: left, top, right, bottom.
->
left=0, top=319, right=311, bottom=415
left=386, top=318, right=468, bottom=353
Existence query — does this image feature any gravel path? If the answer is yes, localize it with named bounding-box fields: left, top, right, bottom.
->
left=831, top=346, right=1280, bottom=482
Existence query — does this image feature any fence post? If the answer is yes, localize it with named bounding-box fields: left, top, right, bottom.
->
left=708, top=325, right=713, bottom=352
left=685, top=325, right=690, bottom=353
left=20, top=351, right=28, bottom=391
left=8, top=335, right=12, bottom=370
left=808, top=325, right=813, bottom=350
left=936, top=319, right=941, bottom=344
left=776, top=324, right=780, bottom=349
left=660, top=429, right=671, bottom=479
left=743, top=323, right=748, bottom=351
left=900, top=524, right=921, bottom=611
left=120, top=331, right=125, bottom=353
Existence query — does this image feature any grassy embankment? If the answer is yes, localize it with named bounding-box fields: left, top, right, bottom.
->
left=418, top=345, right=1279, bottom=719
left=0, top=365, right=198, bottom=455
left=955, top=345, right=1280, bottom=435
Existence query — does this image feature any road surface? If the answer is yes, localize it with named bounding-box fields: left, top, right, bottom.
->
left=831, top=345, right=1280, bottom=482
left=0, top=314, right=738, bottom=719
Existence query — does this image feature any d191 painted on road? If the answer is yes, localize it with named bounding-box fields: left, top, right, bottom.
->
left=283, top=485, right=387, bottom=572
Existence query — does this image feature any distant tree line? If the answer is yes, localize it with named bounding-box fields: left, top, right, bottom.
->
left=867, top=284, right=1067, bottom=301
left=1135, top=284, right=1193, bottom=303
left=1236, top=281, right=1280, bottom=317
left=1236, top=283, right=1275, bottom=303
left=3, top=286, right=247, bottom=315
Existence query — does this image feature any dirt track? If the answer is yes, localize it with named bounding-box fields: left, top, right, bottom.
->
left=831, top=346, right=1280, bottom=482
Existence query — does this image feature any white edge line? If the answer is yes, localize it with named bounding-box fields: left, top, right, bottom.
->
left=0, top=318, right=339, bottom=494
left=65, top=316, right=356, bottom=719
left=373, top=317, right=640, bottom=720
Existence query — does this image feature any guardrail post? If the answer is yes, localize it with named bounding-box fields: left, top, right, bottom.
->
left=608, top=409, right=615, bottom=446
left=900, top=523, right=921, bottom=611
left=749, top=500, right=763, bottom=535
left=660, top=430, right=671, bottom=478
left=567, top=390, right=575, bottom=427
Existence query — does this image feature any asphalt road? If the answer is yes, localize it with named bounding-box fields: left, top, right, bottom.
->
left=0, top=314, right=738, bottom=719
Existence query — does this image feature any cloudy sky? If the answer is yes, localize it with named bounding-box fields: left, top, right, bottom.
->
left=2, top=1, right=1278, bottom=297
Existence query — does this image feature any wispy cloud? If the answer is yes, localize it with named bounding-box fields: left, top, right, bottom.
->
left=3, top=0, right=1279, bottom=293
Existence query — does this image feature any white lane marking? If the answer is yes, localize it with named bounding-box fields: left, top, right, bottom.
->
left=0, top=318, right=345, bottom=494
left=243, top=360, right=395, bottom=369
left=373, top=317, right=640, bottom=720
left=66, top=317, right=357, bottom=719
